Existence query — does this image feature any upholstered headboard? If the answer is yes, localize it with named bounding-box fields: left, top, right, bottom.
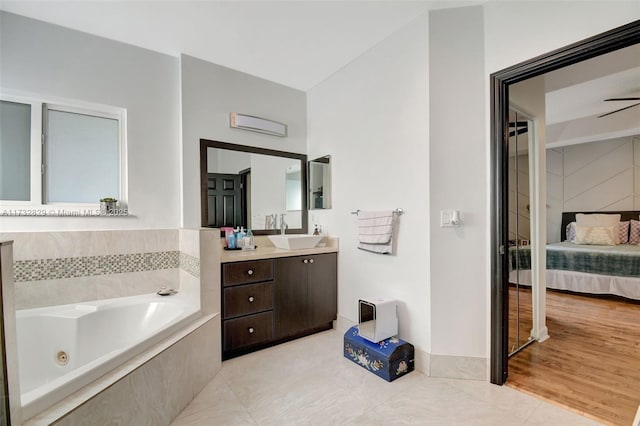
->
left=560, top=211, right=640, bottom=241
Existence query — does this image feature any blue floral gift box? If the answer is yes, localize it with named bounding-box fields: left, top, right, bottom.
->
left=343, top=326, right=414, bottom=382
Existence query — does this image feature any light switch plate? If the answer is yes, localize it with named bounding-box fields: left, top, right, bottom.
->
left=441, top=209, right=461, bottom=227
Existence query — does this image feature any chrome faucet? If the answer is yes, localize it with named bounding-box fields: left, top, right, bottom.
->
left=280, top=213, right=287, bottom=235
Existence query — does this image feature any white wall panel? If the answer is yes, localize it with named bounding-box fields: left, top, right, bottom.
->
left=564, top=140, right=632, bottom=201
left=603, top=196, right=634, bottom=211
left=546, top=149, right=564, bottom=243
left=563, top=137, right=629, bottom=176
left=564, top=167, right=633, bottom=212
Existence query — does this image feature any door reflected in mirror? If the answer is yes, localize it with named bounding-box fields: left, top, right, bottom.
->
left=200, top=140, right=308, bottom=234
left=285, top=164, right=302, bottom=211
left=308, top=155, right=331, bottom=210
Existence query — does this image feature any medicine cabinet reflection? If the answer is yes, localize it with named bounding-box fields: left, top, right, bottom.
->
left=308, top=155, right=331, bottom=210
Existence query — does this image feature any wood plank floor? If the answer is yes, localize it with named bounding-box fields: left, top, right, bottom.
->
left=507, top=287, right=640, bottom=426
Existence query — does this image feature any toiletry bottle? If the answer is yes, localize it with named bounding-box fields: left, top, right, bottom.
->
left=228, top=231, right=236, bottom=249
left=244, top=228, right=254, bottom=250
left=237, top=227, right=246, bottom=249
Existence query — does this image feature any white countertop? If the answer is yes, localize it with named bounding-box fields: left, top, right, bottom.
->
left=220, top=235, right=338, bottom=263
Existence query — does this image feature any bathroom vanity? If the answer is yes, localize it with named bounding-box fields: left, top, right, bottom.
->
left=220, top=239, right=338, bottom=359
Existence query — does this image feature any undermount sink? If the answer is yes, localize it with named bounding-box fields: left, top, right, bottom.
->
left=268, top=234, right=323, bottom=250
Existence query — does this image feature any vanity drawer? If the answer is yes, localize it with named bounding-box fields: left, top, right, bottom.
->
left=223, top=259, right=273, bottom=287
left=223, top=311, right=274, bottom=351
left=223, top=282, right=273, bottom=319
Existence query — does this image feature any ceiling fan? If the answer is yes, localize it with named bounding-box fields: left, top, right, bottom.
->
left=597, top=97, right=640, bottom=118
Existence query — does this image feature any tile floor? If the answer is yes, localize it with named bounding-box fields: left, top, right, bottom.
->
left=170, top=330, right=601, bottom=425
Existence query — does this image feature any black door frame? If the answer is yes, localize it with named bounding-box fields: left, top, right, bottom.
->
left=490, top=20, right=640, bottom=385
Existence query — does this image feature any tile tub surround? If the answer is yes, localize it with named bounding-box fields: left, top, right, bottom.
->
left=25, top=314, right=221, bottom=426
left=14, top=251, right=180, bottom=282
left=0, top=229, right=205, bottom=309
left=1, top=241, right=22, bottom=426
left=0, top=229, right=220, bottom=424
left=1, top=230, right=179, bottom=261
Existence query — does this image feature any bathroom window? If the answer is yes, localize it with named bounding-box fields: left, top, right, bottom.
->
left=0, top=100, right=32, bottom=201
left=0, top=95, right=126, bottom=207
left=44, top=105, right=121, bottom=203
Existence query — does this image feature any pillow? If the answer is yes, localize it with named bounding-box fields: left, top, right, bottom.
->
left=566, top=222, right=577, bottom=242
left=575, top=213, right=621, bottom=227
left=575, top=214, right=621, bottom=244
left=574, top=225, right=617, bottom=246
left=630, top=220, right=640, bottom=244
left=620, top=220, right=630, bottom=244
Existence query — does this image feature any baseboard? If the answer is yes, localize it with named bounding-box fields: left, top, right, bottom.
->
left=335, top=316, right=486, bottom=380
left=336, top=315, right=356, bottom=333
left=536, top=326, right=550, bottom=343
left=429, top=354, right=488, bottom=380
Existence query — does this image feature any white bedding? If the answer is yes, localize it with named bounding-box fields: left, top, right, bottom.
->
left=510, top=266, right=640, bottom=301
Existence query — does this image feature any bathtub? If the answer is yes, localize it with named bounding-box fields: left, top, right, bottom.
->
left=16, top=292, right=200, bottom=420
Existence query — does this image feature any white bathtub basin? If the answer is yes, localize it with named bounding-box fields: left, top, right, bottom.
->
left=17, top=292, right=200, bottom=420
left=268, top=234, right=323, bottom=250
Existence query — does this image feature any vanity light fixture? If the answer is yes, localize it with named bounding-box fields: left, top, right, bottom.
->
left=229, top=113, right=288, bottom=137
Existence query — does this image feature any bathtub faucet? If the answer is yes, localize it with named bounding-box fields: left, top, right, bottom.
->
left=157, top=286, right=178, bottom=296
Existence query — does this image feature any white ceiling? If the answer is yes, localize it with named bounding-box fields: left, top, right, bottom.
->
left=0, top=0, right=458, bottom=91
left=545, top=44, right=640, bottom=125
left=1, top=1, right=638, bottom=132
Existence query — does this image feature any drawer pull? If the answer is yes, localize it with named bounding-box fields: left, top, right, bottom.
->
left=248, top=296, right=255, bottom=303
left=309, top=259, right=314, bottom=264
left=248, top=327, right=255, bottom=334
left=303, top=259, right=308, bottom=264
left=247, top=269, right=254, bottom=276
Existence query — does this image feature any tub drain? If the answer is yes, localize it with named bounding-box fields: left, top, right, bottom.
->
left=56, top=350, right=69, bottom=366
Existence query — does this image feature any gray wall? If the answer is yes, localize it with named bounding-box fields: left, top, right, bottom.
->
left=0, top=11, right=181, bottom=230
left=180, top=54, right=307, bottom=228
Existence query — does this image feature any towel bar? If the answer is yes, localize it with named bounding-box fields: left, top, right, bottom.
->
left=351, top=208, right=403, bottom=216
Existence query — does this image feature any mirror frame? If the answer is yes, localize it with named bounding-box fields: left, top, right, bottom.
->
left=200, top=139, right=308, bottom=235
left=490, top=20, right=640, bottom=385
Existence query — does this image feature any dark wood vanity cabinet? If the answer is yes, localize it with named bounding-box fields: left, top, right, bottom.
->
left=222, top=259, right=275, bottom=358
left=221, top=253, right=337, bottom=359
left=274, top=253, right=337, bottom=340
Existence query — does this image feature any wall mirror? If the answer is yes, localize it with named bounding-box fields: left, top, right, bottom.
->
left=507, top=108, right=535, bottom=358
left=200, top=139, right=308, bottom=234
left=308, top=155, right=331, bottom=209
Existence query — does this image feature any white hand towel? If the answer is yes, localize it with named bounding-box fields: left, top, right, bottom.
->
left=357, top=211, right=396, bottom=254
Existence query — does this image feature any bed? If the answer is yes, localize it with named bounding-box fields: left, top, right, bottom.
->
left=509, top=210, right=640, bottom=300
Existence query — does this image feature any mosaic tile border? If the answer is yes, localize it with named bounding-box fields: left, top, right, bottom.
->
left=14, top=251, right=181, bottom=282
left=179, top=252, right=200, bottom=278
